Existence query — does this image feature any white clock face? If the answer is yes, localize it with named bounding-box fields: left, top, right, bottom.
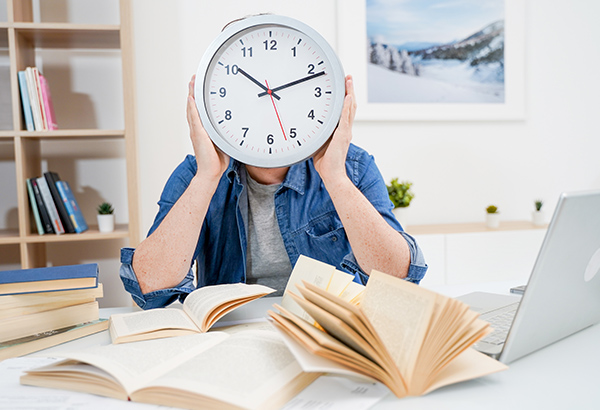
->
left=195, top=16, right=345, bottom=168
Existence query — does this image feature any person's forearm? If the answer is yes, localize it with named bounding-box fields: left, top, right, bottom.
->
left=132, top=175, right=219, bottom=294
left=324, top=176, right=410, bottom=279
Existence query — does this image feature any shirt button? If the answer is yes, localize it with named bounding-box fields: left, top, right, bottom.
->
left=331, top=236, right=338, bottom=242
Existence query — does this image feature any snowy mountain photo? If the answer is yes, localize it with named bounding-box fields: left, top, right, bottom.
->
left=366, top=0, right=505, bottom=104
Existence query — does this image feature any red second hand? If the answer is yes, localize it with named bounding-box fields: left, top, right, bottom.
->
left=266, top=80, right=287, bottom=141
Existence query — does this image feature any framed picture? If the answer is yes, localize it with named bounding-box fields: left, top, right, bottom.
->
left=336, top=0, right=525, bottom=121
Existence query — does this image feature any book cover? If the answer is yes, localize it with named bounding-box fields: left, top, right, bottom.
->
left=44, top=172, right=75, bottom=233
left=0, top=263, right=98, bottom=296
left=32, top=67, right=48, bottom=131
left=26, top=179, right=45, bottom=235
left=29, top=178, right=54, bottom=234
left=17, top=71, right=35, bottom=131
left=39, top=74, right=58, bottom=130
left=25, top=67, right=43, bottom=131
left=55, top=180, right=88, bottom=233
left=36, top=176, right=65, bottom=234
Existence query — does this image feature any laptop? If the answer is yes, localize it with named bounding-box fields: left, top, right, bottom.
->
left=457, top=190, right=600, bottom=364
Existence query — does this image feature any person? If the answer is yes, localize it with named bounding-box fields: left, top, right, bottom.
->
left=120, top=74, right=427, bottom=309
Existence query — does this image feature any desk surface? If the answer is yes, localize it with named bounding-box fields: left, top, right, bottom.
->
left=4, top=281, right=600, bottom=409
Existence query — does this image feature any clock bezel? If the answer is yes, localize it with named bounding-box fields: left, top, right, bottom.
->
left=194, top=14, right=345, bottom=168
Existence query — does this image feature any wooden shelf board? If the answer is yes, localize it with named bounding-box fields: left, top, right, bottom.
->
left=13, top=23, right=121, bottom=49
left=407, top=220, right=548, bottom=236
left=0, top=230, right=21, bottom=245
left=23, top=224, right=129, bottom=243
left=18, top=129, right=125, bottom=139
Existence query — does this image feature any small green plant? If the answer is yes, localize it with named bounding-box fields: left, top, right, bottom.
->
left=97, top=202, right=114, bottom=215
left=534, top=200, right=543, bottom=211
left=486, top=205, right=498, bottom=214
left=386, top=178, right=414, bottom=208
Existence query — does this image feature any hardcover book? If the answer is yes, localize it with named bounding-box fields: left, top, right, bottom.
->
left=0, top=263, right=98, bottom=296
left=36, top=176, right=65, bottom=234
left=26, top=178, right=44, bottom=235
left=39, top=74, right=58, bottom=130
left=29, top=178, right=54, bottom=234
left=17, top=71, right=35, bottom=131
left=55, top=180, right=88, bottom=233
left=44, top=172, right=75, bottom=233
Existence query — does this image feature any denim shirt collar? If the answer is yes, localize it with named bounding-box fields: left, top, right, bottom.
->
left=226, top=159, right=308, bottom=195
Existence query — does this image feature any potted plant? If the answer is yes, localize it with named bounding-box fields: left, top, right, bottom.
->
left=97, top=202, right=115, bottom=233
left=387, top=178, right=414, bottom=227
left=532, top=199, right=545, bottom=226
left=485, top=205, right=500, bottom=229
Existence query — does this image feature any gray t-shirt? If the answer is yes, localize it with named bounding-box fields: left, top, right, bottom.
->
left=245, top=172, right=292, bottom=296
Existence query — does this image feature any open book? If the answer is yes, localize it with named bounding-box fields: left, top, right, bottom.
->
left=269, top=269, right=508, bottom=398
left=21, top=324, right=318, bottom=410
left=109, top=283, right=275, bottom=344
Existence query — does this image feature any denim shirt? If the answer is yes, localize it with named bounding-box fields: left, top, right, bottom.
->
left=120, top=144, right=427, bottom=309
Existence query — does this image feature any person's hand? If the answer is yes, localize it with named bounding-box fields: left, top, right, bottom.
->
left=187, top=75, right=230, bottom=183
left=313, top=75, right=357, bottom=185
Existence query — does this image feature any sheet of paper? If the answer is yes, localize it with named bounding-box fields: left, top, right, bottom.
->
left=0, top=357, right=171, bottom=410
left=281, top=375, right=389, bottom=410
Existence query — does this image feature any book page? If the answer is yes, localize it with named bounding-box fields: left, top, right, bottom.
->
left=281, top=255, right=337, bottom=321
left=360, top=270, right=436, bottom=382
left=109, top=309, right=200, bottom=343
left=182, top=283, right=275, bottom=332
left=131, top=329, right=318, bottom=410
left=326, top=269, right=355, bottom=297
left=22, top=332, right=228, bottom=396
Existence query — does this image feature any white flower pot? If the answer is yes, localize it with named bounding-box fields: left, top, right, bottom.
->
left=97, top=214, right=115, bottom=233
left=486, top=213, right=500, bottom=229
left=532, top=210, right=545, bottom=226
left=393, top=207, right=409, bottom=228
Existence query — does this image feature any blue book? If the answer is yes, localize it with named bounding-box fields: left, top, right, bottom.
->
left=0, top=264, right=98, bottom=296
left=17, top=71, right=35, bottom=131
left=55, top=180, right=88, bottom=233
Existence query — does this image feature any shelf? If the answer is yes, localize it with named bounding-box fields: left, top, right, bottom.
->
left=23, top=224, right=129, bottom=243
left=407, top=220, right=548, bottom=236
left=0, top=229, right=20, bottom=245
left=12, top=23, right=120, bottom=49
left=17, top=129, right=125, bottom=139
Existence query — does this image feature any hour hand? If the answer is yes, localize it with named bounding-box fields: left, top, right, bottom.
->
left=237, top=67, right=280, bottom=100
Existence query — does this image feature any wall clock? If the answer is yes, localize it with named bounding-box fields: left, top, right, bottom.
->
left=195, top=15, right=345, bottom=168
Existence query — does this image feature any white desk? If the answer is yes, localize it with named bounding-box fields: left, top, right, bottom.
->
left=3, top=281, right=600, bottom=409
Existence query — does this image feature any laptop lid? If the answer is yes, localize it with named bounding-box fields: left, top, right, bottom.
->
left=498, top=190, right=600, bottom=363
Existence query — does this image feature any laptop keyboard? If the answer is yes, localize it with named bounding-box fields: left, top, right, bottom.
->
left=480, top=302, right=519, bottom=345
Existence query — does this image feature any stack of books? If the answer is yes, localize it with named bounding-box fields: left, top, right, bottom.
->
left=17, top=66, right=58, bottom=131
left=26, top=171, right=88, bottom=235
left=0, top=264, right=107, bottom=361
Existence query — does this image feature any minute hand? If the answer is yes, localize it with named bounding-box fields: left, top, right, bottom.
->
left=257, top=71, right=326, bottom=98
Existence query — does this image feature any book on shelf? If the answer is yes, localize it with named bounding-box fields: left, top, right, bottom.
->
left=44, top=171, right=76, bottom=234
left=28, top=178, right=54, bottom=234
left=25, top=178, right=45, bottom=235
left=21, top=67, right=58, bottom=131
left=0, top=263, right=98, bottom=296
left=0, top=319, right=108, bottom=362
left=24, top=67, right=44, bottom=131
left=36, top=176, right=65, bottom=234
left=17, top=71, right=35, bottom=131
left=109, top=283, right=276, bottom=344
left=39, top=74, right=58, bottom=130
left=21, top=324, right=318, bottom=410
left=268, top=260, right=508, bottom=398
left=55, top=180, right=89, bottom=233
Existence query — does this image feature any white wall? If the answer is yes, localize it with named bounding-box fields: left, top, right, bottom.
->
left=131, top=0, right=600, bottom=236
